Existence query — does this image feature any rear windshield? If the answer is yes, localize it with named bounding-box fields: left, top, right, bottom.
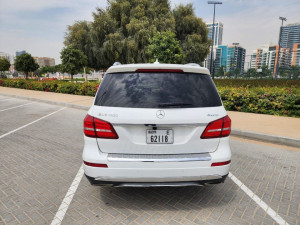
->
left=94, top=72, right=222, bottom=108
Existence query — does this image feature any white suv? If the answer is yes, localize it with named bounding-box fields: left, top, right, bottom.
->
left=82, top=63, right=231, bottom=187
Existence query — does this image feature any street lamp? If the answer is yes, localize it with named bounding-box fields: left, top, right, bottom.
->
left=208, top=1, right=222, bottom=79
left=275, top=16, right=287, bottom=80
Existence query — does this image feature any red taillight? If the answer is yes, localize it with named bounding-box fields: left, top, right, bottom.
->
left=83, top=115, right=118, bottom=139
left=201, top=116, right=231, bottom=139
left=83, top=115, right=96, bottom=137
left=83, top=161, right=108, bottom=168
left=211, top=160, right=231, bottom=167
left=94, top=118, right=118, bottom=139
left=135, top=69, right=184, bottom=73
left=222, top=115, right=231, bottom=136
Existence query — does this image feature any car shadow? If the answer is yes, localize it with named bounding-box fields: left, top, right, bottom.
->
left=98, top=179, right=238, bottom=211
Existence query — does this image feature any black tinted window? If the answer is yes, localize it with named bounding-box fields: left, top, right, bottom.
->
left=95, top=72, right=222, bottom=108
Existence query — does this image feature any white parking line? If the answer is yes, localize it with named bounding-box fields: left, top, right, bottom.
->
left=51, top=164, right=84, bottom=225
left=51, top=168, right=290, bottom=225
left=0, top=102, right=34, bottom=112
left=0, top=107, right=65, bottom=139
left=229, top=172, right=289, bottom=225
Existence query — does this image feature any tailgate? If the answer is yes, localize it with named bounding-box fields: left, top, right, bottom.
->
left=93, top=106, right=227, bottom=154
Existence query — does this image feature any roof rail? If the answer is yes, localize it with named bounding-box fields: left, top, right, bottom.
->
left=113, top=62, right=122, bottom=66
left=185, top=63, right=201, bottom=67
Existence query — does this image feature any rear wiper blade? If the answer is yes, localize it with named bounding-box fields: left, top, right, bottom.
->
left=98, top=91, right=107, bottom=105
left=158, top=102, right=194, bottom=107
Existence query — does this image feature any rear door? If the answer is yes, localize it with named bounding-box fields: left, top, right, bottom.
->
left=93, top=71, right=226, bottom=154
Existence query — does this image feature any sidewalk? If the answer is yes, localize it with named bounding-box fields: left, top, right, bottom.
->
left=1, top=86, right=299, bottom=147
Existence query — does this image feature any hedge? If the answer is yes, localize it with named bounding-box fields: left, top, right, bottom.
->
left=214, top=79, right=300, bottom=88
left=0, top=79, right=99, bottom=96
left=0, top=78, right=299, bottom=117
left=218, top=87, right=300, bottom=117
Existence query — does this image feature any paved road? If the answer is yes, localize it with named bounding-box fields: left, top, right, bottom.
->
left=0, top=97, right=299, bottom=225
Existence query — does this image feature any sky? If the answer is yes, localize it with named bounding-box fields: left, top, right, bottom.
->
left=0, top=0, right=299, bottom=65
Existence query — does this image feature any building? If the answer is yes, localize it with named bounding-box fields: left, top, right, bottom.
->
left=291, top=43, right=300, bottom=66
left=16, top=50, right=26, bottom=56
left=280, top=23, right=300, bottom=63
left=214, top=43, right=246, bottom=74
left=214, top=45, right=227, bottom=71
left=0, top=52, right=14, bottom=72
left=280, top=23, right=300, bottom=52
left=33, top=57, right=55, bottom=67
left=205, top=22, right=224, bottom=74
left=0, top=52, right=13, bottom=62
left=249, top=45, right=290, bottom=75
left=206, top=22, right=223, bottom=46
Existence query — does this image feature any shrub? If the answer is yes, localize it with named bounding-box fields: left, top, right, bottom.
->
left=218, top=86, right=300, bottom=117
left=0, top=78, right=299, bottom=117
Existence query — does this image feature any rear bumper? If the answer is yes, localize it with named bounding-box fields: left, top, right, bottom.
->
left=83, top=162, right=230, bottom=183
left=85, top=174, right=228, bottom=187
left=83, top=136, right=231, bottom=185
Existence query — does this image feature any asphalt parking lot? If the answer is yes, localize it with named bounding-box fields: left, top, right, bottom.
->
left=0, top=96, right=299, bottom=225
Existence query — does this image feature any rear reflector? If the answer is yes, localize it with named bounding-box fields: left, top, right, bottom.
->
left=83, top=161, right=108, bottom=168
left=211, top=160, right=231, bottom=167
left=135, top=69, right=184, bottom=73
left=201, top=115, right=231, bottom=139
left=83, top=114, right=118, bottom=139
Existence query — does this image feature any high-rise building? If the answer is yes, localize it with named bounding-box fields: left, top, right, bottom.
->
left=250, top=45, right=290, bottom=76
left=291, top=43, right=300, bottom=66
left=33, top=57, right=55, bottom=67
left=280, top=23, right=300, bottom=51
left=280, top=23, right=300, bottom=64
left=214, top=43, right=246, bottom=74
left=16, top=50, right=26, bottom=56
left=206, top=22, right=223, bottom=46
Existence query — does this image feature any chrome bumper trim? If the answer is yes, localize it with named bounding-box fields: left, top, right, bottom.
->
left=93, top=175, right=224, bottom=186
left=107, top=153, right=211, bottom=162
left=116, top=182, right=204, bottom=187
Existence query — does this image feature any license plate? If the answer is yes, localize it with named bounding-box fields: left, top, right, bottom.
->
left=146, top=129, right=173, bottom=144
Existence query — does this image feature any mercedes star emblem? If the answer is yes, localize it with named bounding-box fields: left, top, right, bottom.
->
left=156, top=110, right=165, bottom=119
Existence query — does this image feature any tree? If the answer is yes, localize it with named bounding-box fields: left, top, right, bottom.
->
left=38, top=65, right=60, bottom=77
left=226, top=71, right=233, bottom=78
left=260, top=65, right=272, bottom=79
left=54, top=64, right=62, bottom=73
left=182, top=34, right=210, bottom=64
left=14, top=53, right=39, bottom=79
left=60, top=46, right=87, bottom=80
left=233, top=68, right=240, bottom=79
left=290, top=66, right=300, bottom=80
left=147, top=31, right=184, bottom=64
left=64, top=1, right=210, bottom=68
left=40, top=66, right=55, bottom=75
left=0, top=58, right=11, bottom=75
left=173, top=4, right=210, bottom=63
left=64, top=21, right=95, bottom=68
left=246, top=68, right=256, bottom=79
left=215, top=66, right=225, bottom=77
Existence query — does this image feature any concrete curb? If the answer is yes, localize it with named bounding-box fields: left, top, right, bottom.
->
left=1, top=92, right=299, bottom=148
left=231, top=129, right=300, bottom=148
left=0, top=93, right=90, bottom=111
